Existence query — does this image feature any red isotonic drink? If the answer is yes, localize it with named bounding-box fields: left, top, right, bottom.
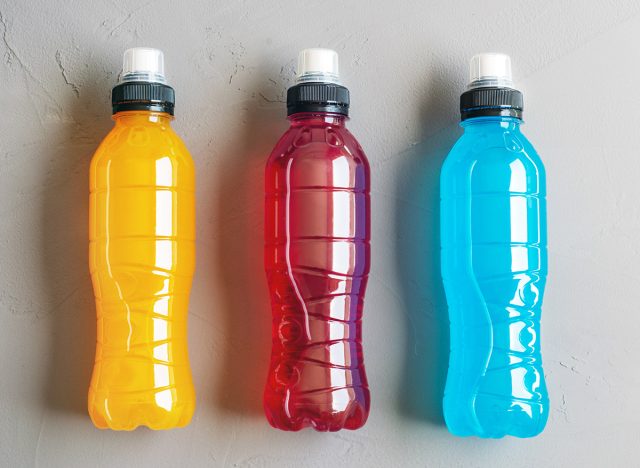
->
left=263, top=49, right=370, bottom=431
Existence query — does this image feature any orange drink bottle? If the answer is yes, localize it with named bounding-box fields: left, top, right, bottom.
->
left=88, top=48, right=196, bottom=430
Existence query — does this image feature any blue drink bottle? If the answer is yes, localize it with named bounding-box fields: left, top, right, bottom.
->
left=440, top=53, right=548, bottom=438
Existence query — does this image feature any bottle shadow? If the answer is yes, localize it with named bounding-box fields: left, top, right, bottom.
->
left=394, top=71, right=460, bottom=425
left=212, top=71, right=288, bottom=416
left=41, top=64, right=113, bottom=415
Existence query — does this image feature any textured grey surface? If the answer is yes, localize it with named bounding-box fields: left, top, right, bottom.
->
left=2, top=1, right=640, bottom=467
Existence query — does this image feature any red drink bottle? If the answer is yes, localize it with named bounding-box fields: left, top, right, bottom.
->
left=263, top=49, right=371, bottom=431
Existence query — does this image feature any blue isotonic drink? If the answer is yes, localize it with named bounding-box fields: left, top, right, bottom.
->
left=440, top=53, right=548, bottom=438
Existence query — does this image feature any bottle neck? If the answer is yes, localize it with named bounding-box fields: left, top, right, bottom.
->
left=461, top=115, right=521, bottom=132
left=112, top=110, right=173, bottom=126
left=288, top=112, right=347, bottom=127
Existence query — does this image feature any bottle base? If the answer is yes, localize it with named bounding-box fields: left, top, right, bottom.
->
left=264, top=388, right=369, bottom=432
left=88, top=393, right=194, bottom=431
left=443, top=394, right=548, bottom=438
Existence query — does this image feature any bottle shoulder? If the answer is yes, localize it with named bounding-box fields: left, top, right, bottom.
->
left=444, top=126, right=542, bottom=167
left=90, top=122, right=195, bottom=189
left=441, top=127, right=545, bottom=195
left=267, top=124, right=369, bottom=167
left=91, top=122, right=194, bottom=168
left=266, top=125, right=369, bottom=191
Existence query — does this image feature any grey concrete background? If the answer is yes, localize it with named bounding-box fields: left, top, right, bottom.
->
left=1, top=1, right=640, bottom=466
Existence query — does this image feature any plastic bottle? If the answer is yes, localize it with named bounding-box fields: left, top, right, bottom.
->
left=440, top=53, right=549, bottom=438
left=263, top=49, right=371, bottom=431
left=88, top=48, right=196, bottom=430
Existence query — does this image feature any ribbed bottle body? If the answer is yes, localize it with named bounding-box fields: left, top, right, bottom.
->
left=88, top=112, right=195, bottom=430
left=264, top=114, right=371, bottom=431
left=441, top=117, right=548, bottom=438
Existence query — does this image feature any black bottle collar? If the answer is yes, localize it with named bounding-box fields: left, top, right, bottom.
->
left=287, top=82, right=349, bottom=116
left=460, top=86, right=523, bottom=121
left=112, top=81, right=175, bottom=115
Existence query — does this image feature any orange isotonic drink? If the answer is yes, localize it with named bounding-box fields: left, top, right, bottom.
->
left=88, top=48, right=195, bottom=430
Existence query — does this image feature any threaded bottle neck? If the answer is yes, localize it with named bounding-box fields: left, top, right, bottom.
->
left=113, top=110, right=173, bottom=125
left=288, top=112, right=347, bottom=127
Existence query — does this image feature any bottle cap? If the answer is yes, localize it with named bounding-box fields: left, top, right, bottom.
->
left=287, top=48, right=349, bottom=116
left=296, top=48, right=340, bottom=84
left=112, top=47, right=174, bottom=115
left=468, top=53, right=513, bottom=89
left=120, top=47, right=166, bottom=83
left=460, top=53, right=523, bottom=121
